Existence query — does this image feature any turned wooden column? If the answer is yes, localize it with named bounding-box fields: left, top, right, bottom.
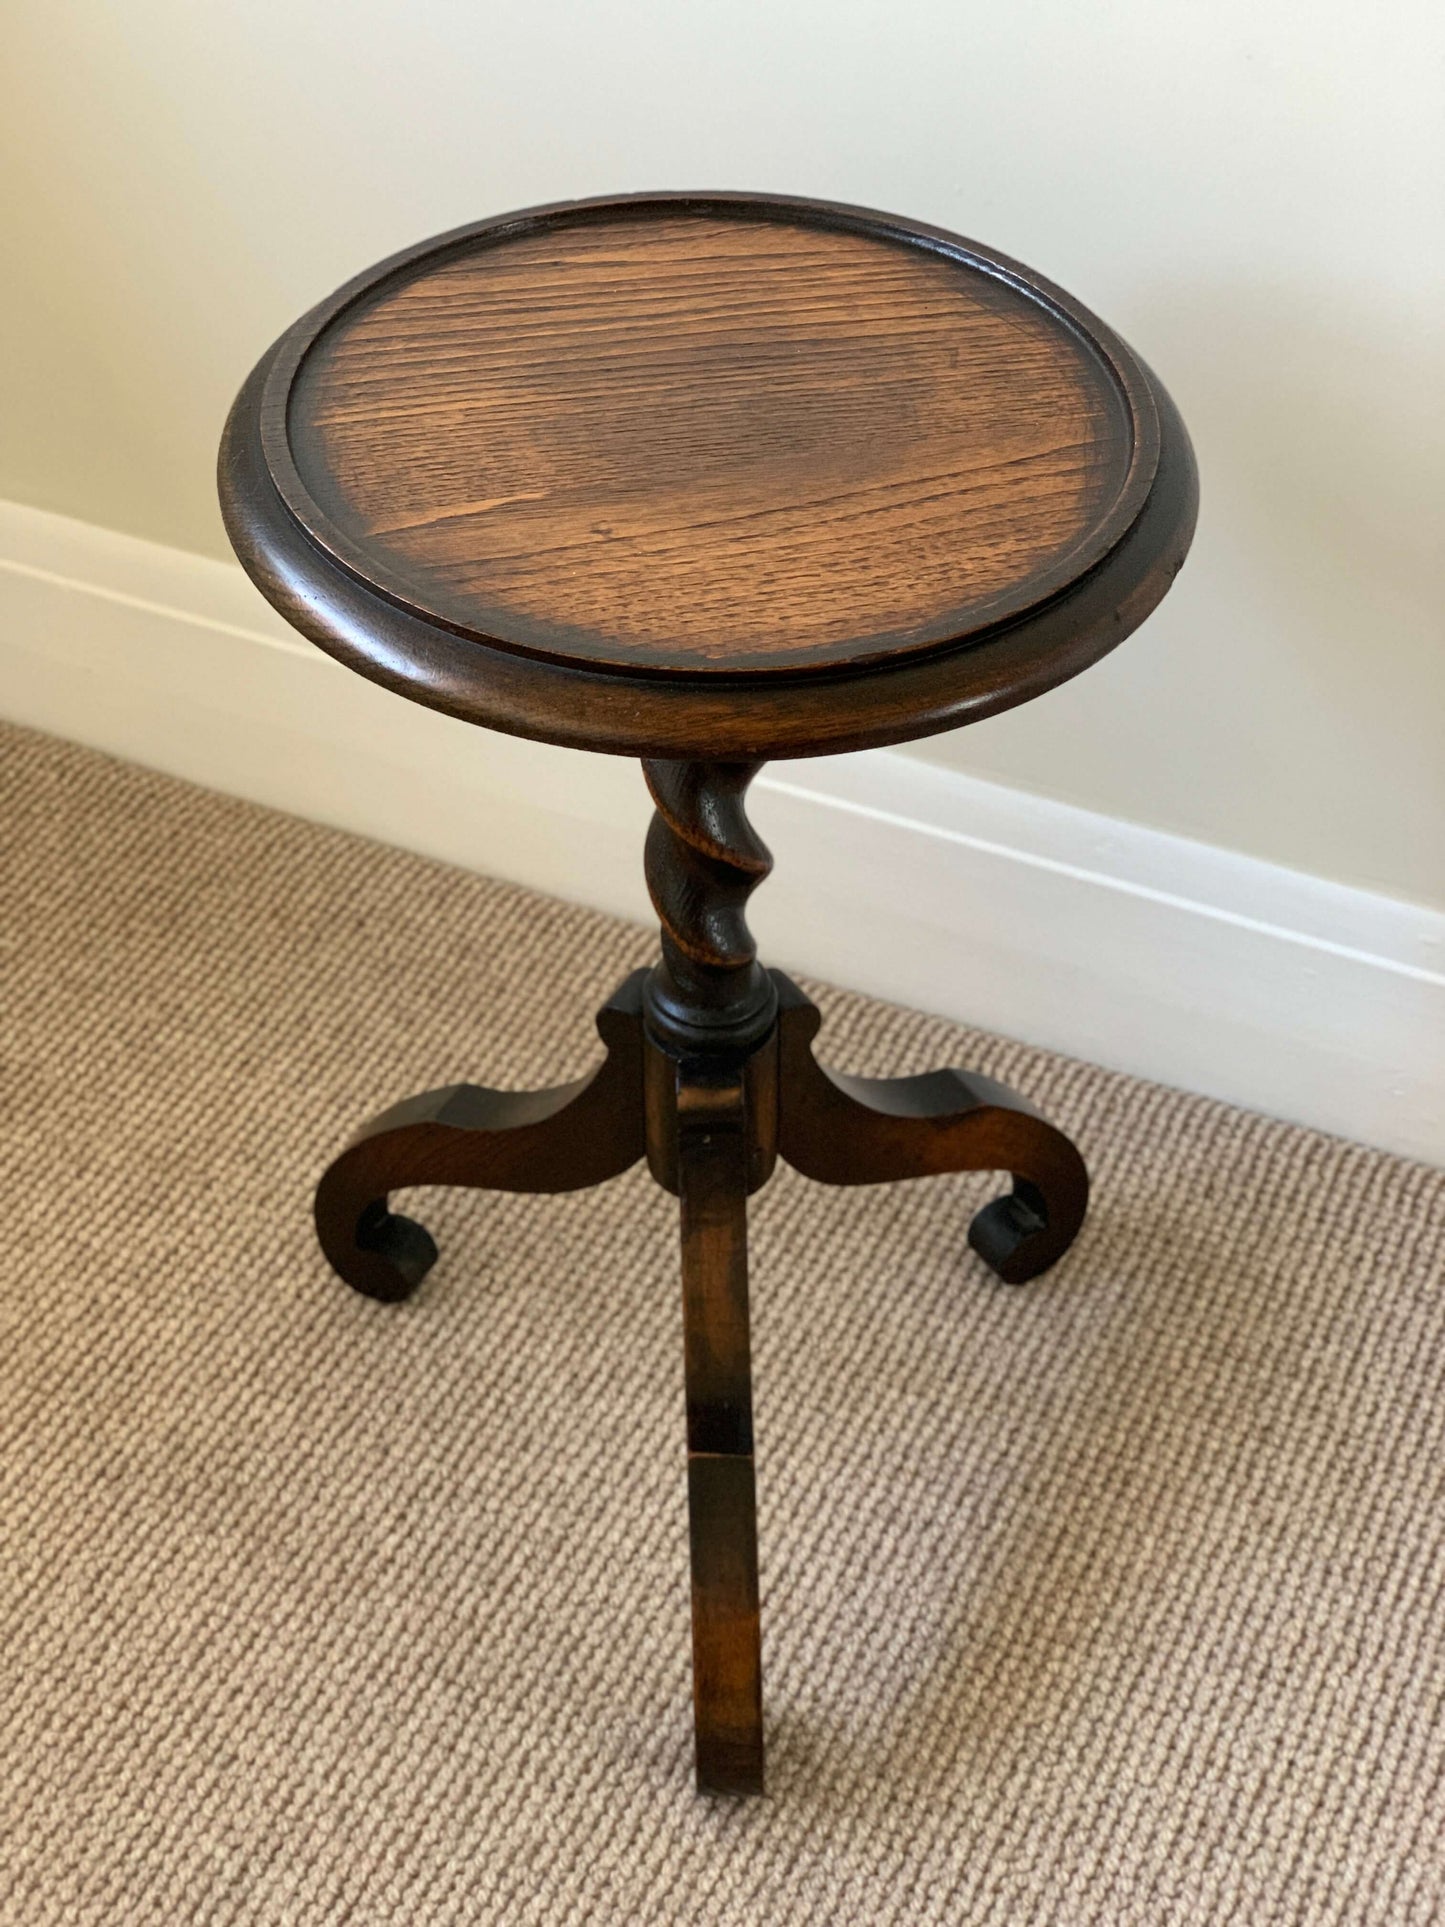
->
left=641, top=760, right=777, bottom=1057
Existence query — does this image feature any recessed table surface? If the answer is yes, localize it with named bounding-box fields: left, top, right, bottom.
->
left=221, top=193, right=1195, bottom=760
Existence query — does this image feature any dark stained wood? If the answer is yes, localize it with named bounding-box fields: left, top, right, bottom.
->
left=218, top=195, right=1198, bottom=1799
left=314, top=972, right=647, bottom=1302
left=642, top=758, right=776, bottom=1055
left=644, top=1022, right=779, bottom=1199
left=673, top=1065, right=764, bottom=1795
left=280, top=209, right=1146, bottom=678
left=773, top=974, right=1088, bottom=1282
left=219, top=193, right=1198, bottom=764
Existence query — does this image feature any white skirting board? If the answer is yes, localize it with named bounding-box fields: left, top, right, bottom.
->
left=4, top=497, right=1442, bottom=1166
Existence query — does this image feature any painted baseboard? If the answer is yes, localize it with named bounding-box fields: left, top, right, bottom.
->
left=3, top=497, right=1442, bottom=1165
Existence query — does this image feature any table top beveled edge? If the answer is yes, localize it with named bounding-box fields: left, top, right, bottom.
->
left=220, top=333, right=1198, bottom=763
left=252, top=191, right=1164, bottom=685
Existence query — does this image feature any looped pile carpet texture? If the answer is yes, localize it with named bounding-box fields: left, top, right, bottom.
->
left=2, top=722, right=1442, bottom=1923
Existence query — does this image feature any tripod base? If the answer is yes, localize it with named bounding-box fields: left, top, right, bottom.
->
left=314, top=969, right=1088, bottom=1795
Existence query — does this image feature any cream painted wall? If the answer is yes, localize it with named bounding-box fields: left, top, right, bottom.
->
left=3, top=0, right=1442, bottom=905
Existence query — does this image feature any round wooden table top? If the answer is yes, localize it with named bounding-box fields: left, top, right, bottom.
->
left=221, top=193, right=1196, bottom=760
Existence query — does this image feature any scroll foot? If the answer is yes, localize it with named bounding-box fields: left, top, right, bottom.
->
left=314, top=971, right=648, bottom=1302
left=773, top=973, right=1088, bottom=1284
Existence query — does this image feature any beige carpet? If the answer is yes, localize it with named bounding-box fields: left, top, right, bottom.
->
left=2, top=720, right=1443, bottom=1925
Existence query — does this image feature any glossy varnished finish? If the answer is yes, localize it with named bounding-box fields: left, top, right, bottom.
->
left=314, top=975, right=649, bottom=1303
left=221, top=195, right=1197, bottom=1798
left=220, top=192, right=1197, bottom=763
left=675, top=1066, right=764, bottom=1795
left=642, top=758, right=776, bottom=1055
left=773, top=978, right=1088, bottom=1282
left=311, top=957, right=1092, bottom=1790
left=280, top=210, right=1148, bottom=677
left=304, top=734, right=1098, bottom=1795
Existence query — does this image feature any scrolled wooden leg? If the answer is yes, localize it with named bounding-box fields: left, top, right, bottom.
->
left=314, top=971, right=648, bottom=1303
left=773, top=973, right=1088, bottom=1284
left=674, top=1062, right=765, bottom=1796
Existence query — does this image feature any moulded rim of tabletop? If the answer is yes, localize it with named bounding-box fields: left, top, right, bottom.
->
left=218, top=191, right=1198, bottom=762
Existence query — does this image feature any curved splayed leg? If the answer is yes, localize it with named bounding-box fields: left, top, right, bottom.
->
left=773, top=974, right=1088, bottom=1284
left=314, top=971, right=648, bottom=1303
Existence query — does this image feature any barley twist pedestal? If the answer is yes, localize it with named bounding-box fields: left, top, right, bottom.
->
left=220, top=192, right=1197, bottom=1796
